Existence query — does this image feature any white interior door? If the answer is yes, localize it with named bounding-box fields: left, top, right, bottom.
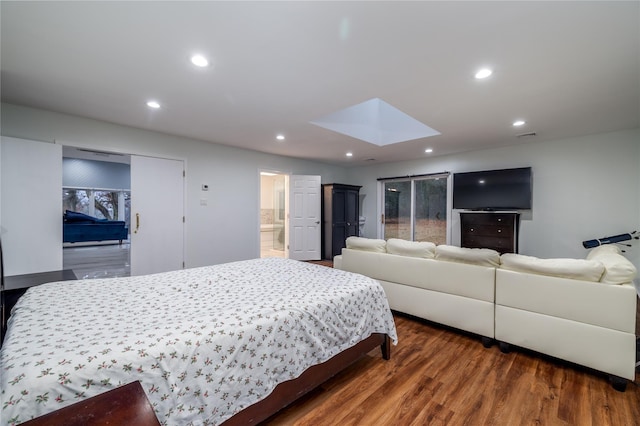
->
left=130, top=155, right=184, bottom=276
left=0, top=136, right=62, bottom=275
left=288, top=175, right=321, bottom=261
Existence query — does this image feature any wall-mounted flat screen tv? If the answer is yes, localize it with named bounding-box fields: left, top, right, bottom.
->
left=453, top=167, right=532, bottom=210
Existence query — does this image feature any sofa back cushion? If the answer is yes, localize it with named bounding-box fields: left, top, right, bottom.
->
left=386, top=238, right=436, bottom=259
left=345, top=236, right=387, bottom=253
left=500, top=253, right=604, bottom=282
left=586, top=245, right=637, bottom=284
left=435, top=245, right=500, bottom=267
left=64, top=210, right=99, bottom=223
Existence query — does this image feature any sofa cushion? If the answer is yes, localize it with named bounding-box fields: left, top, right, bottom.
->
left=500, top=253, right=604, bottom=282
left=339, top=248, right=496, bottom=302
left=345, top=236, right=387, bottom=253
left=586, top=244, right=622, bottom=257
left=435, top=245, right=500, bottom=267
left=386, top=238, right=436, bottom=259
left=586, top=245, right=637, bottom=284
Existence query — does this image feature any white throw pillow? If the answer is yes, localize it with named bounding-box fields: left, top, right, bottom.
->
left=586, top=244, right=622, bottom=259
left=586, top=246, right=637, bottom=284
left=500, top=253, right=605, bottom=282
left=435, top=245, right=501, bottom=267
left=345, top=236, right=387, bottom=253
left=386, top=238, right=436, bottom=259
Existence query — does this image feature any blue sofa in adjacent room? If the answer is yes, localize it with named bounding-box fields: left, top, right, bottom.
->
left=63, top=210, right=128, bottom=244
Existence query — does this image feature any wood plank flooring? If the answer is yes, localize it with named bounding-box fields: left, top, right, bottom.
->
left=262, top=313, right=640, bottom=426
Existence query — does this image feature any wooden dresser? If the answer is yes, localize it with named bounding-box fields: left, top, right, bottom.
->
left=460, top=212, right=520, bottom=254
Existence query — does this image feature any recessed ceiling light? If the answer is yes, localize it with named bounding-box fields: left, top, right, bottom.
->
left=513, top=120, right=526, bottom=127
left=191, top=54, right=209, bottom=67
left=146, top=100, right=160, bottom=109
left=276, top=134, right=285, bottom=141
left=425, top=148, right=433, bottom=153
left=475, top=68, right=493, bottom=79
left=346, top=152, right=353, bottom=157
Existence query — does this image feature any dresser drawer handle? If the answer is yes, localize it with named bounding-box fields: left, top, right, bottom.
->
left=498, top=229, right=502, bottom=233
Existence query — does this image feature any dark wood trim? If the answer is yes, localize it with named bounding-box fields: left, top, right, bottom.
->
left=222, top=333, right=389, bottom=425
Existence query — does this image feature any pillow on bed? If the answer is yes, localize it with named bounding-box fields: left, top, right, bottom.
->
left=386, top=238, right=435, bottom=258
left=500, top=253, right=605, bottom=282
left=586, top=245, right=637, bottom=284
left=435, top=245, right=500, bottom=267
left=345, top=236, right=387, bottom=253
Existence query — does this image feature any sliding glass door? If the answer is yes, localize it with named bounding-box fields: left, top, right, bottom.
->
left=382, top=174, right=448, bottom=244
left=382, top=181, right=412, bottom=240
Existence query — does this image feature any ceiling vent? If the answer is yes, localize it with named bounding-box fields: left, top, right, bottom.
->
left=516, top=132, right=537, bottom=138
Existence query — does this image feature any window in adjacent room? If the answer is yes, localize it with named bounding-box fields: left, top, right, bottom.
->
left=381, top=173, right=448, bottom=244
left=63, top=188, right=130, bottom=224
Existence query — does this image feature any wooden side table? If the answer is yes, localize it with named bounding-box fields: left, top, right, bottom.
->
left=22, top=381, right=160, bottom=426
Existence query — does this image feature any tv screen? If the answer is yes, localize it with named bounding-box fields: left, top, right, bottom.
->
left=453, top=167, right=532, bottom=210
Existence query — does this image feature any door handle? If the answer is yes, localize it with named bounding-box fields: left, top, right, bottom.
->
left=315, top=221, right=320, bottom=225
left=134, top=213, right=140, bottom=233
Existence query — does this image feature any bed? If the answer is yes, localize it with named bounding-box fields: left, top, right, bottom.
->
left=0, top=258, right=397, bottom=425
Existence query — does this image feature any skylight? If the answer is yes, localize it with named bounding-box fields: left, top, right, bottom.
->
left=310, top=98, right=440, bottom=146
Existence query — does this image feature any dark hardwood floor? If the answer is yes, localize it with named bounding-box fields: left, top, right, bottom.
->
left=262, top=313, right=640, bottom=426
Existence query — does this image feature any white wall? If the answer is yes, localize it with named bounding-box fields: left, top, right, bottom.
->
left=3, top=102, right=638, bottom=272
left=346, top=128, right=640, bottom=270
left=1, top=103, right=348, bottom=267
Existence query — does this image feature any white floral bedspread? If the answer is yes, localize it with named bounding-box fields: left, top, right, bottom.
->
left=0, top=258, right=397, bottom=425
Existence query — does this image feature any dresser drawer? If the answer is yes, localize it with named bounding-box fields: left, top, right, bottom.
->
left=462, top=224, right=512, bottom=237
left=461, top=213, right=514, bottom=226
left=462, top=235, right=513, bottom=251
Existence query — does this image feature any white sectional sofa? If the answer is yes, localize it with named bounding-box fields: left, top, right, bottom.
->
left=334, top=237, right=498, bottom=346
left=335, top=237, right=638, bottom=390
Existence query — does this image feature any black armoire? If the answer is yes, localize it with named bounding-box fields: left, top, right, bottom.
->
left=322, top=184, right=361, bottom=259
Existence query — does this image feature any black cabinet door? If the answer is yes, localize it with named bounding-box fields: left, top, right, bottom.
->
left=322, top=184, right=361, bottom=259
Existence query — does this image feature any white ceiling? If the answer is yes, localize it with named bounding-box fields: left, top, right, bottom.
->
left=1, top=1, right=638, bottom=165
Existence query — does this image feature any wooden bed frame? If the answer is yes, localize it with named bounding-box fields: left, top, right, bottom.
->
left=222, top=333, right=391, bottom=425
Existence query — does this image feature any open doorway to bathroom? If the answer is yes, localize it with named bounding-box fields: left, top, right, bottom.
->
left=260, top=172, right=287, bottom=258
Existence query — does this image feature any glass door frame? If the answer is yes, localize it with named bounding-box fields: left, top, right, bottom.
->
left=378, top=172, right=451, bottom=244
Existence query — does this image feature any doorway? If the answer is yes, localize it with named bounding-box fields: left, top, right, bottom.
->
left=62, top=147, right=132, bottom=278
left=61, top=147, right=185, bottom=278
left=260, top=172, right=287, bottom=258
